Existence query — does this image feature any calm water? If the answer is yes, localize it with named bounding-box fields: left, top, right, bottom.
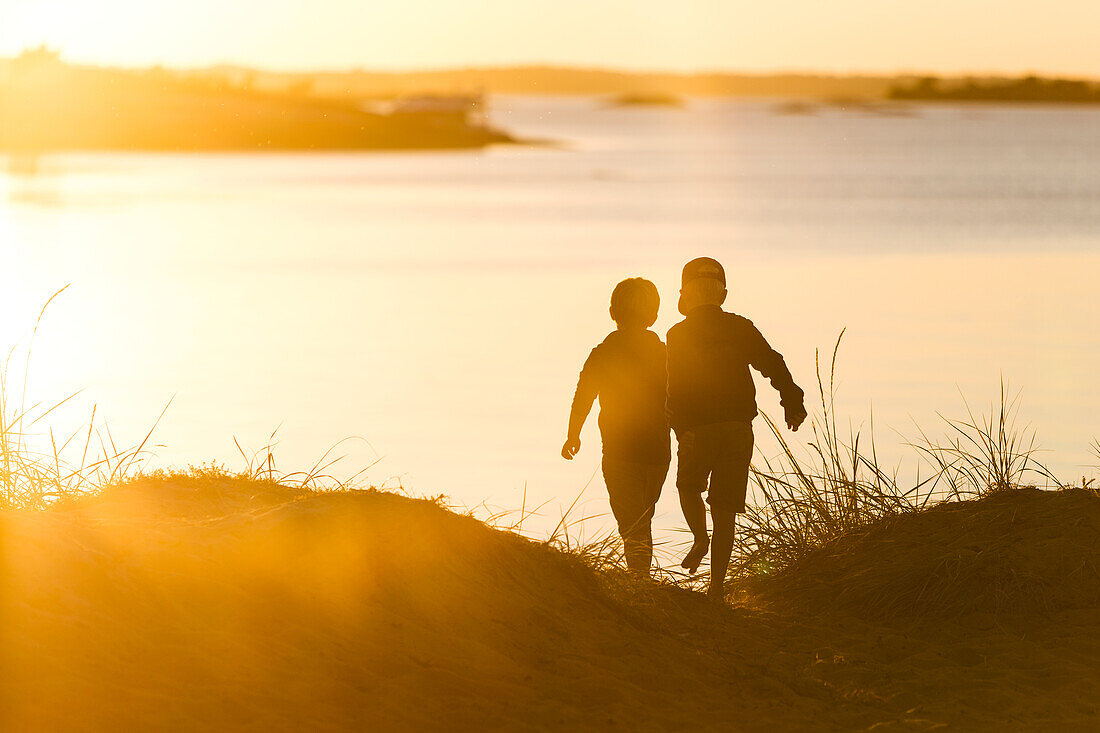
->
left=2, top=97, right=1099, bottom=541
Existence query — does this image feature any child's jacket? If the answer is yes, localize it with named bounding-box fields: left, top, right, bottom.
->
left=666, top=305, right=803, bottom=432
left=569, top=329, right=671, bottom=465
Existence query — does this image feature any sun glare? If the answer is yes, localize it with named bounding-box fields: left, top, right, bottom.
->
left=1, top=3, right=109, bottom=61
left=4, top=0, right=1100, bottom=73
left=3, top=2, right=1100, bottom=730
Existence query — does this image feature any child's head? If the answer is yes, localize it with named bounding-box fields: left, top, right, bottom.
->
left=678, top=257, right=727, bottom=315
left=610, top=277, right=660, bottom=330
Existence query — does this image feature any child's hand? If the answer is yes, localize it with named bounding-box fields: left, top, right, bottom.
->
left=785, top=403, right=808, bottom=432
left=561, top=437, right=581, bottom=460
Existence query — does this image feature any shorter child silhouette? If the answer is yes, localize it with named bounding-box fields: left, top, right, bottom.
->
left=562, top=278, right=671, bottom=576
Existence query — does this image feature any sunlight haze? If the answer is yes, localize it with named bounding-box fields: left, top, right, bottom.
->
left=2, top=0, right=1100, bottom=74
left=4, top=0, right=1100, bottom=727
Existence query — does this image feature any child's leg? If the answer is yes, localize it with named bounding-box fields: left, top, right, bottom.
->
left=675, top=430, right=711, bottom=573
left=706, top=421, right=753, bottom=598
left=604, top=460, right=653, bottom=575
left=623, top=520, right=653, bottom=575
left=626, top=461, right=668, bottom=576
left=708, top=509, right=737, bottom=598
left=677, top=484, right=708, bottom=540
left=618, top=495, right=652, bottom=575
left=677, top=489, right=709, bottom=571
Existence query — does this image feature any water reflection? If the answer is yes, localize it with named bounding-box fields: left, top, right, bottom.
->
left=2, top=98, right=1099, bottom=541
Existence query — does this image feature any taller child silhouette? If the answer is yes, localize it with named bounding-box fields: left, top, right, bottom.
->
left=666, top=257, right=806, bottom=599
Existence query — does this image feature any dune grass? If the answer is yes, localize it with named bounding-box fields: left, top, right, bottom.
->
left=0, top=286, right=169, bottom=509
left=0, top=287, right=385, bottom=510
left=728, top=333, right=1061, bottom=587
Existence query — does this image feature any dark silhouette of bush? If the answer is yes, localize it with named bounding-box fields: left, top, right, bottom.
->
left=889, top=74, right=1100, bottom=103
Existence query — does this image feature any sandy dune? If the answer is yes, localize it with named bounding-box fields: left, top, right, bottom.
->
left=1, top=475, right=1097, bottom=730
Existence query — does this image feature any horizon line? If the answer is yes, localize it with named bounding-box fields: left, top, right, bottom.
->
left=4, top=50, right=1100, bottom=82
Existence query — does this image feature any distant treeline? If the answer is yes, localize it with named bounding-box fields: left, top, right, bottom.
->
left=294, top=66, right=902, bottom=100
left=5, top=49, right=1100, bottom=116
left=193, top=66, right=1100, bottom=103
left=889, top=75, right=1100, bottom=103
left=0, top=56, right=908, bottom=100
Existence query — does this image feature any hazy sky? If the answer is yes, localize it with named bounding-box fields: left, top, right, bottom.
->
left=2, top=0, right=1099, bottom=75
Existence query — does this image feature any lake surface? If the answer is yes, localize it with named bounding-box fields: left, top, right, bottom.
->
left=2, top=96, right=1098, bottom=545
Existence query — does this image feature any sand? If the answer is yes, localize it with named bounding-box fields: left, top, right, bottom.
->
left=0, top=475, right=1097, bottom=731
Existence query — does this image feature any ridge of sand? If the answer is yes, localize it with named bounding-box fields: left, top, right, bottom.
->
left=1, top=475, right=1097, bottom=730
left=755, top=487, right=1100, bottom=621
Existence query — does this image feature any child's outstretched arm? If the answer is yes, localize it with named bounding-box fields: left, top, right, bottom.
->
left=562, top=350, right=601, bottom=459
left=747, top=325, right=807, bottom=431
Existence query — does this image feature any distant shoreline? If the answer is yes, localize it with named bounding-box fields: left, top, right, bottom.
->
left=0, top=52, right=519, bottom=153
left=9, top=53, right=1100, bottom=102
left=5, top=54, right=1100, bottom=156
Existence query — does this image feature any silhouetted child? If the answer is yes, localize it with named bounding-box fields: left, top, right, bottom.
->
left=562, top=278, right=671, bottom=576
left=666, top=257, right=807, bottom=599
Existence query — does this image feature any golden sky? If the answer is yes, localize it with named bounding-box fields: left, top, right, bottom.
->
left=2, top=0, right=1099, bottom=74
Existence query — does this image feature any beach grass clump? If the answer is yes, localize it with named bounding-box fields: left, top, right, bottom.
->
left=0, top=388, right=149, bottom=509
left=231, top=429, right=378, bottom=490
left=730, top=333, right=1055, bottom=585
left=0, top=287, right=168, bottom=509
left=0, top=286, right=381, bottom=511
